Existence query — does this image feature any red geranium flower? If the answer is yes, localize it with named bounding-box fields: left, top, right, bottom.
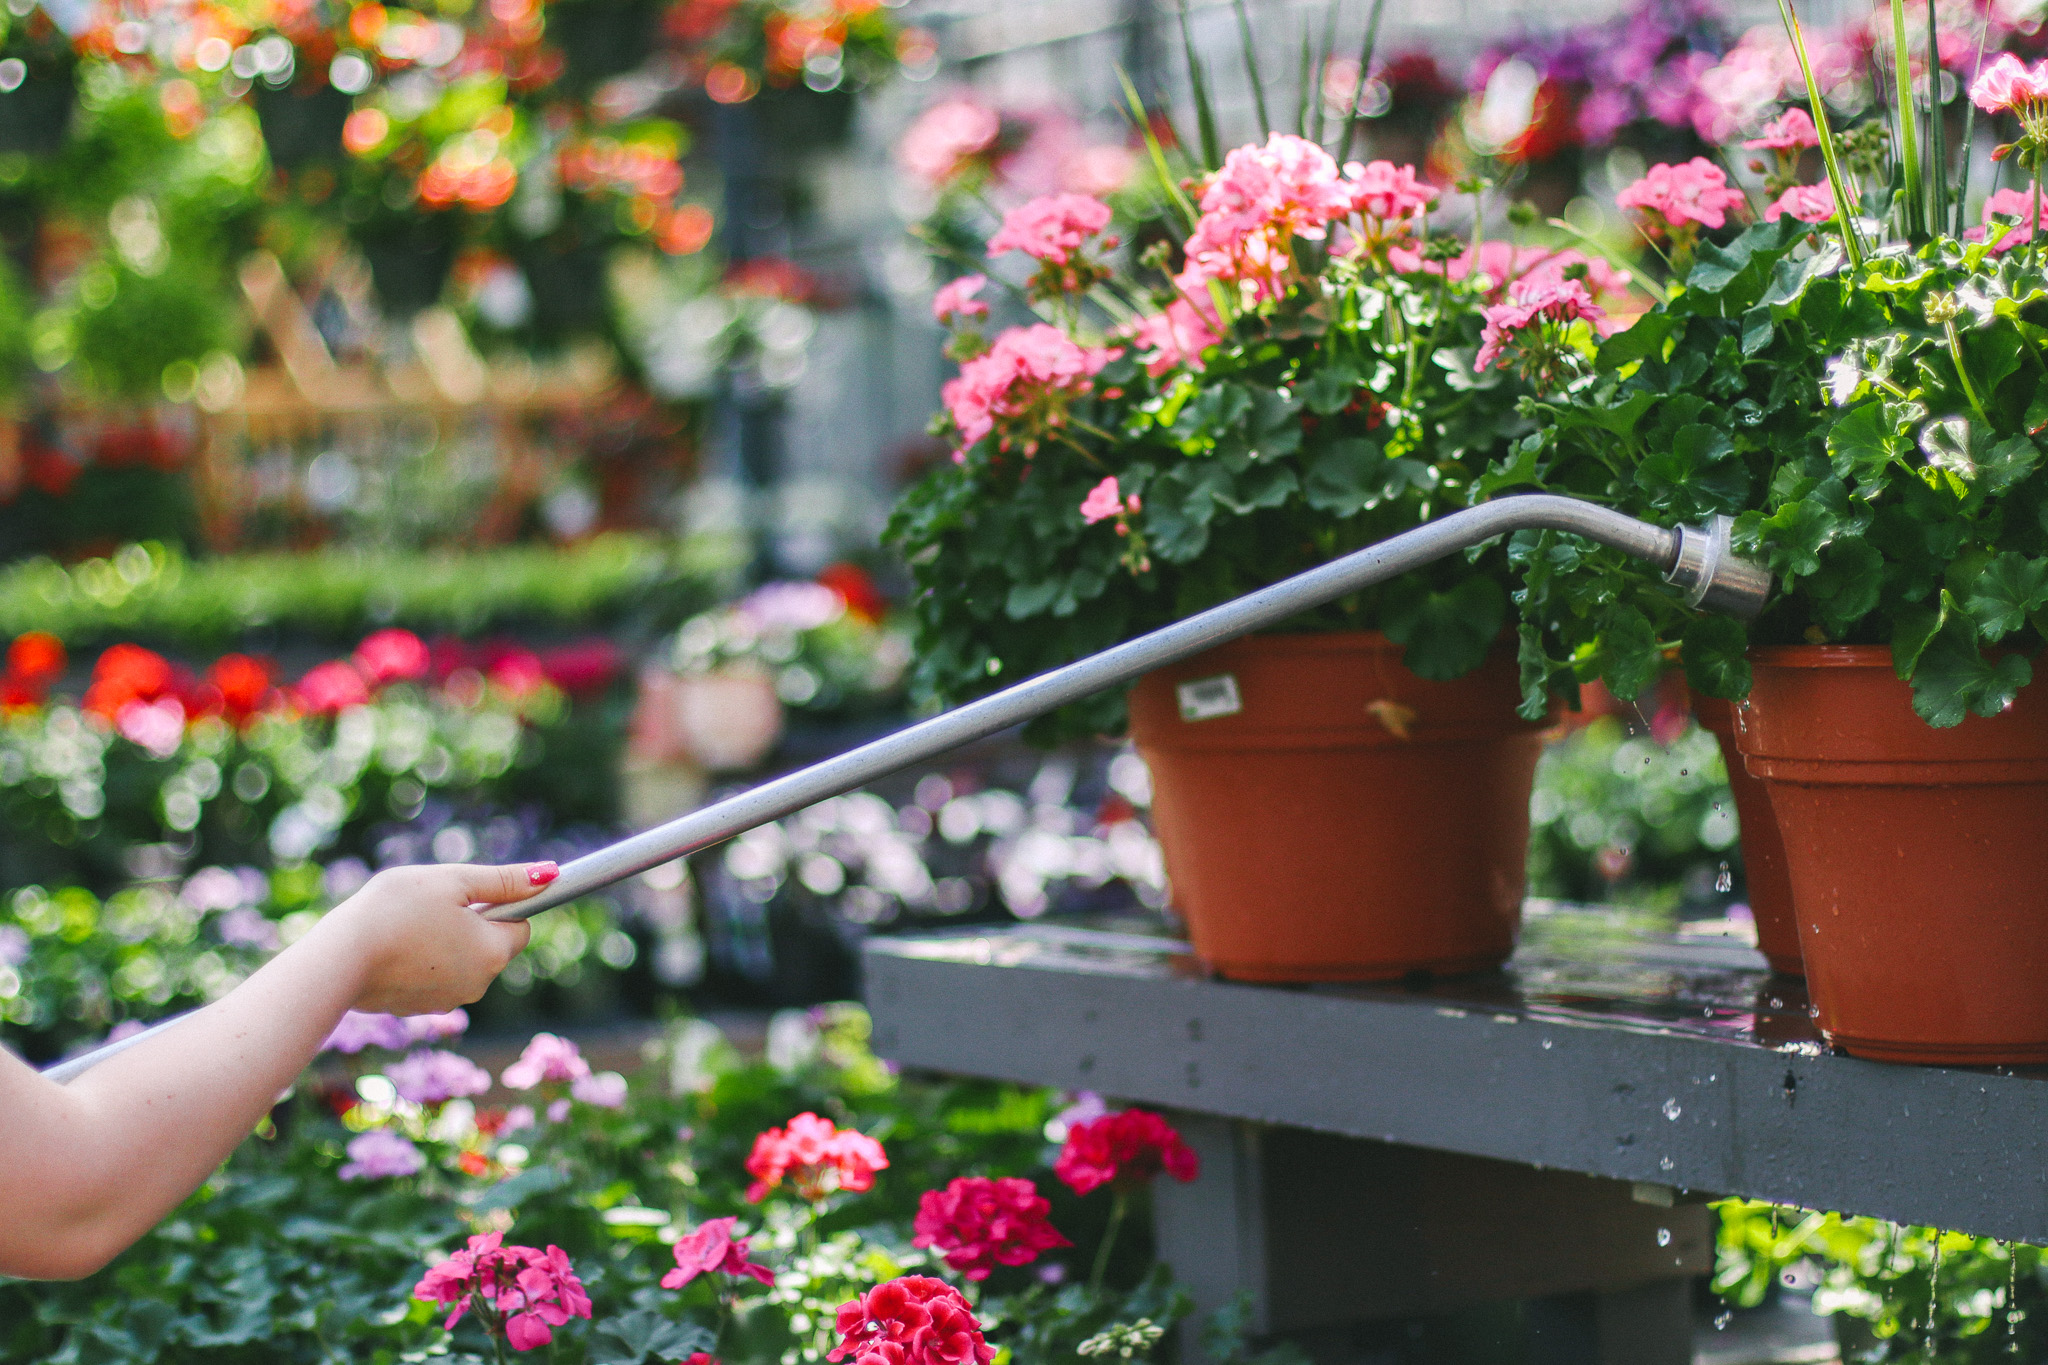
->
left=1053, top=1108, right=1199, bottom=1196
left=7, top=632, right=66, bottom=688
left=816, top=563, right=887, bottom=624
left=828, top=1276, right=994, bottom=1365
left=661, top=1215, right=775, bottom=1290
left=744, top=1111, right=889, bottom=1203
left=205, top=654, right=277, bottom=727
left=912, top=1176, right=1069, bottom=1280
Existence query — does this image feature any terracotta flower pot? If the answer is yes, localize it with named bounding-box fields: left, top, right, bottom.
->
left=1690, top=696, right=1802, bottom=976
left=1735, top=646, right=2048, bottom=1064
left=1127, top=631, right=1549, bottom=982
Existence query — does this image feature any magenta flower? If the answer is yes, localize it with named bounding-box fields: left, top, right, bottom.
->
left=387, top=1049, right=493, bottom=1107
left=913, top=1177, right=1070, bottom=1280
left=932, top=274, right=989, bottom=325
left=570, top=1070, right=628, bottom=1109
left=1614, top=158, right=1747, bottom=232
left=501, top=1032, right=591, bottom=1090
left=1743, top=108, right=1819, bottom=151
left=1764, top=182, right=1836, bottom=225
left=829, top=1277, right=994, bottom=1365
left=340, top=1128, right=425, bottom=1181
left=1972, top=53, right=2048, bottom=116
left=294, top=660, right=369, bottom=715
left=661, top=1216, right=776, bottom=1290
left=986, top=193, right=1113, bottom=265
left=414, top=1233, right=592, bottom=1351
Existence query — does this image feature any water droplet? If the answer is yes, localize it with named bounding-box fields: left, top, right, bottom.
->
left=1715, top=861, right=1733, bottom=893
left=1768, top=997, right=1784, bottom=1010
left=1657, top=1227, right=1672, bottom=1247
left=1713, top=1312, right=1731, bottom=1331
left=1659, top=1156, right=1674, bottom=1171
left=1679, top=768, right=1689, bottom=777
left=1541, top=1038, right=1553, bottom=1050
left=1662, top=1098, right=1683, bottom=1121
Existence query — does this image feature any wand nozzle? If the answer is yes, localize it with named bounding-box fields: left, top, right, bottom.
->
left=43, top=497, right=1767, bottom=1083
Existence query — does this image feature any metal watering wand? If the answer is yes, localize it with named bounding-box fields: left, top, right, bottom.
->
left=42, top=495, right=1770, bottom=1084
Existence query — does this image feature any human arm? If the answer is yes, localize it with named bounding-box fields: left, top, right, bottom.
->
left=0, top=861, right=546, bottom=1280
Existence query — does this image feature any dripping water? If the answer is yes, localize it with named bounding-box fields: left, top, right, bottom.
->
left=1926, top=1230, right=1946, bottom=1362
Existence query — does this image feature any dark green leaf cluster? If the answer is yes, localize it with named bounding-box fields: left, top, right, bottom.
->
left=887, top=268, right=1532, bottom=744
left=1517, top=221, right=2048, bottom=726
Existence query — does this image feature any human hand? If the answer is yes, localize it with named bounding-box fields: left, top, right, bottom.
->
left=318, top=863, right=550, bottom=1015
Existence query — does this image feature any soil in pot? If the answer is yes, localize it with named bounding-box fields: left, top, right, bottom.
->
left=1127, top=631, right=1549, bottom=983
left=1690, top=695, right=1802, bottom=976
left=1736, top=646, right=2048, bottom=1064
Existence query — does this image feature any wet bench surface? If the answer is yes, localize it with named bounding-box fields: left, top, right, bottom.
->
left=863, top=906, right=2048, bottom=1245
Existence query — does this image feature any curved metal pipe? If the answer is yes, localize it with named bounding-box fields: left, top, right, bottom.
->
left=42, top=495, right=1768, bottom=1082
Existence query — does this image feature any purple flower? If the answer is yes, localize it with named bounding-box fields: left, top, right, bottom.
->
left=323, top=1011, right=413, bottom=1054
left=502, top=1033, right=590, bottom=1090
left=736, top=582, right=843, bottom=633
left=570, top=1071, right=628, bottom=1109
left=504, top=1104, right=537, bottom=1133
left=0, top=925, right=27, bottom=967
left=548, top=1098, right=572, bottom=1124
left=339, top=1128, right=425, bottom=1181
left=215, top=907, right=280, bottom=951
left=387, top=1049, right=492, bottom=1106
left=402, top=1010, right=470, bottom=1045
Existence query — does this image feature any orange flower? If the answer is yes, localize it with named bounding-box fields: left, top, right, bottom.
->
left=83, top=644, right=174, bottom=721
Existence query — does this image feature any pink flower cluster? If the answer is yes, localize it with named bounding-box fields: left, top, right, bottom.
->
left=1385, top=241, right=1633, bottom=315
left=828, top=1276, right=995, bottom=1365
left=1980, top=188, right=2048, bottom=251
left=986, top=193, right=1113, bottom=265
left=1053, top=1108, right=1200, bottom=1196
left=1972, top=53, right=2048, bottom=116
left=1614, top=158, right=1747, bottom=232
left=415, top=1233, right=593, bottom=1352
left=662, top=1216, right=776, bottom=1290
left=932, top=274, right=989, bottom=325
left=1129, top=292, right=1223, bottom=377
left=1181, top=135, right=1378, bottom=298
left=340, top=1128, right=424, bottom=1181
left=942, top=324, right=1119, bottom=457
left=502, top=1032, right=590, bottom=1089
left=912, top=1176, right=1070, bottom=1281
left=898, top=99, right=1002, bottom=186
left=1474, top=278, right=1607, bottom=375
left=1765, top=183, right=1836, bottom=225
left=744, top=1111, right=890, bottom=1202
left=323, top=1008, right=470, bottom=1054
left=1080, top=476, right=1140, bottom=526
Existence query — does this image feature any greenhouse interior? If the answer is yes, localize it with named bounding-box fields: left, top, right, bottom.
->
left=8, top=0, right=2048, bottom=1358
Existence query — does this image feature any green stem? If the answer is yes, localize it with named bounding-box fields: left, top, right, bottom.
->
left=1090, top=1188, right=1129, bottom=1296
left=1945, top=319, right=1989, bottom=422
left=1890, top=0, right=1923, bottom=239
left=1778, top=0, right=1865, bottom=268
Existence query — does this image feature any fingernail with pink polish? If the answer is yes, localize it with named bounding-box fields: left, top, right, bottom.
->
left=528, top=862, right=560, bottom=886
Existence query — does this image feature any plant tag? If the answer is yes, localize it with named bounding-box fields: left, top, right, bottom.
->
left=1176, top=674, right=1242, bottom=722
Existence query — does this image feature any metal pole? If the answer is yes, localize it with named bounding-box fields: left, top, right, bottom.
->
left=42, top=496, right=1768, bottom=1082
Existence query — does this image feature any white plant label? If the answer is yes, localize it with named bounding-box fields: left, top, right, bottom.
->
left=1176, top=674, right=1242, bottom=722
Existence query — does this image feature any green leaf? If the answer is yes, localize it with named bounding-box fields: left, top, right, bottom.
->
left=1597, top=311, right=1674, bottom=369
left=1910, top=618, right=2032, bottom=726
left=1380, top=577, right=1506, bottom=681
left=1681, top=615, right=1751, bottom=700
left=1826, top=402, right=1900, bottom=485
left=1300, top=437, right=1385, bottom=516
left=1005, top=576, right=1062, bottom=619
left=592, top=1310, right=719, bottom=1365
left=1597, top=604, right=1660, bottom=700
left=1962, top=552, right=2048, bottom=641
left=468, top=1163, right=572, bottom=1213
left=1981, top=435, right=2040, bottom=496
left=1299, top=364, right=1364, bottom=415
left=1890, top=596, right=1948, bottom=678
left=1739, top=306, right=1774, bottom=357
left=1805, top=538, right=1883, bottom=636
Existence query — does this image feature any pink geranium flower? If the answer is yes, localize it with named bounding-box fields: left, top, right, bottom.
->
left=941, top=324, right=1119, bottom=457
left=986, top=193, right=1113, bottom=265
left=1053, top=1108, right=1199, bottom=1195
left=501, top=1033, right=591, bottom=1090
left=1981, top=187, right=2048, bottom=251
left=294, top=660, right=369, bottom=715
left=932, top=274, right=989, bottom=325
left=1348, top=159, right=1438, bottom=223
left=898, top=99, right=1002, bottom=186
left=1474, top=277, right=1607, bottom=381
left=1972, top=53, right=2048, bottom=115
left=1743, top=108, right=1819, bottom=150
left=1182, top=133, right=1361, bottom=297
left=416, top=1234, right=591, bottom=1352
left=912, top=1176, right=1070, bottom=1281
left=386, top=1049, right=493, bottom=1107
left=661, top=1216, right=776, bottom=1290
left=353, top=628, right=430, bottom=686
left=829, top=1276, right=995, bottom=1365
left=1079, top=476, right=1140, bottom=525
left=1765, top=182, right=1837, bottom=224
left=744, top=1111, right=889, bottom=1202
left=340, top=1128, right=425, bottom=1181
left=570, top=1070, right=628, bottom=1109
left=1614, top=158, right=1748, bottom=232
